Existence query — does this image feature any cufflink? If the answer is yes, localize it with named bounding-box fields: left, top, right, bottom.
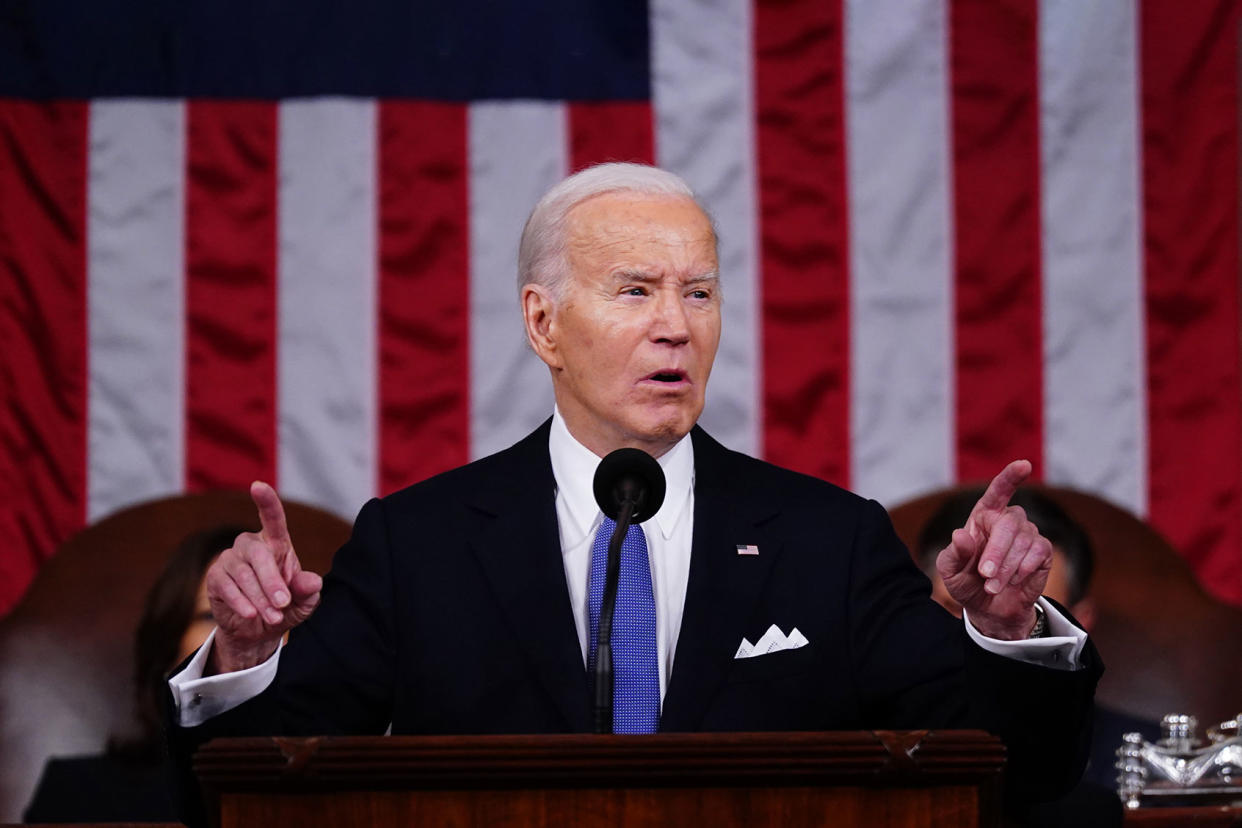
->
left=1028, top=604, right=1049, bottom=638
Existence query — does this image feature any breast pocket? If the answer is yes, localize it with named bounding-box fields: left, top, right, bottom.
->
left=726, top=644, right=817, bottom=684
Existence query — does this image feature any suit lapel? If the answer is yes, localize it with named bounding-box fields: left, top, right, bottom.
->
left=464, top=421, right=592, bottom=732
left=660, top=427, right=784, bottom=731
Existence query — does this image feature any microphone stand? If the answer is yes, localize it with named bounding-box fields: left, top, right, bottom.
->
left=593, top=493, right=638, bottom=734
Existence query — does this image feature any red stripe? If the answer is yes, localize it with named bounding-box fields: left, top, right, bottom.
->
left=0, top=100, right=88, bottom=614
left=949, top=0, right=1044, bottom=483
left=184, top=101, right=279, bottom=491
left=1141, top=1, right=1242, bottom=604
left=755, top=0, right=851, bottom=487
left=568, top=101, right=655, bottom=171
left=377, top=102, right=471, bottom=494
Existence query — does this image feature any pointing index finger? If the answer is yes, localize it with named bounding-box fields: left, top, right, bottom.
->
left=250, top=480, right=291, bottom=548
left=971, top=459, right=1032, bottom=517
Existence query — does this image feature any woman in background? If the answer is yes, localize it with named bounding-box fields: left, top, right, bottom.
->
left=23, top=525, right=242, bottom=823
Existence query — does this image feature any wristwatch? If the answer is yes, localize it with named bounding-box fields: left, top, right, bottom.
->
left=1028, top=604, right=1049, bottom=638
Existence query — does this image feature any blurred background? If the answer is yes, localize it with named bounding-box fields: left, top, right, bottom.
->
left=4, top=0, right=1242, bottom=822
left=2, top=2, right=1239, bottom=621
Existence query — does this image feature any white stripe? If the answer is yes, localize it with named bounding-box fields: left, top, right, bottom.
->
left=87, top=100, right=185, bottom=521
left=277, top=99, right=378, bottom=521
left=1039, top=0, right=1146, bottom=515
left=650, top=0, right=760, bottom=457
left=845, top=0, right=956, bottom=506
left=468, top=102, right=565, bottom=459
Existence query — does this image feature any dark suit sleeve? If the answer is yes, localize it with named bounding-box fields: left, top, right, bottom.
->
left=258, top=495, right=398, bottom=734
left=846, top=498, right=1102, bottom=800
left=166, top=497, right=399, bottom=824
left=963, top=599, right=1103, bottom=799
left=845, top=498, right=974, bottom=728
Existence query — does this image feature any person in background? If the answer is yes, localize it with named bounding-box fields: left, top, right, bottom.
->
left=22, top=525, right=242, bottom=823
left=917, top=488, right=1159, bottom=827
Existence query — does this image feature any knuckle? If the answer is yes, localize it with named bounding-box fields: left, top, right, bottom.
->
left=236, top=569, right=262, bottom=596
left=245, top=540, right=277, bottom=567
left=998, top=507, right=1023, bottom=529
left=220, top=555, right=245, bottom=579
left=233, top=534, right=258, bottom=558
left=208, top=569, right=233, bottom=595
left=217, top=546, right=241, bottom=569
left=219, top=587, right=246, bottom=612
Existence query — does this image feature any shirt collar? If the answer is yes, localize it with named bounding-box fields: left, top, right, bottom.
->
left=549, top=408, right=694, bottom=545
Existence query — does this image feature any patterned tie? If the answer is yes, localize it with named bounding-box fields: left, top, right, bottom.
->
left=587, top=516, right=659, bottom=733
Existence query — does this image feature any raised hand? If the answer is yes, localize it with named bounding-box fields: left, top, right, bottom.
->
left=936, top=460, right=1051, bottom=640
left=204, top=481, right=322, bottom=673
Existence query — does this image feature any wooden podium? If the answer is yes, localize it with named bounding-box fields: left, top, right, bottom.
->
left=194, top=730, right=1005, bottom=827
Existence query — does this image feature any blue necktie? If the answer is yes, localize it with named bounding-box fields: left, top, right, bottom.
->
left=587, top=517, right=659, bottom=733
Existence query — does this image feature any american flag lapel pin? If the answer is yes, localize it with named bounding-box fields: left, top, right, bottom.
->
left=736, top=544, right=760, bottom=555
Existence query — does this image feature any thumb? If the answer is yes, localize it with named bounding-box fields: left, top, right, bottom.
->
left=288, top=569, right=322, bottom=605
left=938, top=527, right=980, bottom=578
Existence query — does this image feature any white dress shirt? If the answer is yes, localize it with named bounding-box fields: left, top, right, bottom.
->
left=170, top=409, right=1086, bottom=726
left=549, top=407, right=694, bottom=700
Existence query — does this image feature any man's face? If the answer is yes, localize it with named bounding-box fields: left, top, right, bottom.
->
left=525, top=192, right=721, bottom=457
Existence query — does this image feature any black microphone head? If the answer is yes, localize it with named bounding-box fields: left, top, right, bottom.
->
left=592, top=448, right=666, bottom=523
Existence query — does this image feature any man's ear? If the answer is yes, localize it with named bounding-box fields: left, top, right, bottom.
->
left=521, top=284, right=562, bottom=369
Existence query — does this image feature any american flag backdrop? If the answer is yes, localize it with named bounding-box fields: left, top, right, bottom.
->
left=2, top=0, right=1241, bottom=617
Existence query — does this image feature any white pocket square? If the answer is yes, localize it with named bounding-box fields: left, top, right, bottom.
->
left=734, top=624, right=809, bottom=659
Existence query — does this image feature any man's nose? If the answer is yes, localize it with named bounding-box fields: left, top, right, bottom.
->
left=650, top=289, right=691, bottom=344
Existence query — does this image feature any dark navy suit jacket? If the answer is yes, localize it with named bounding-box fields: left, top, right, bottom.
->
left=172, top=421, right=1101, bottom=800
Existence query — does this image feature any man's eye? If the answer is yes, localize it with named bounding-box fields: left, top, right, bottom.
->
left=689, top=289, right=710, bottom=300
left=624, top=287, right=646, bottom=296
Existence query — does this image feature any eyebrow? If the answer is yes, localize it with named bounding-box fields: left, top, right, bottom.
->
left=610, top=270, right=720, bottom=285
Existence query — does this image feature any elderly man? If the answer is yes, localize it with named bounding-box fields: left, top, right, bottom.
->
left=169, top=163, right=1099, bottom=799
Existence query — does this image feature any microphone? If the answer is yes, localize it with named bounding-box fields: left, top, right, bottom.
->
left=593, top=447, right=667, bottom=523
left=591, top=448, right=666, bottom=734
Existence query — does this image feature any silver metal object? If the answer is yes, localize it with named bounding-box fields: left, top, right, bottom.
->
left=1116, top=712, right=1242, bottom=809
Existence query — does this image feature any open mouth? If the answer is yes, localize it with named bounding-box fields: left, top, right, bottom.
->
left=646, top=371, right=687, bottom=384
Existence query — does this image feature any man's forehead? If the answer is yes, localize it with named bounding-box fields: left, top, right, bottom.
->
left=566, top=191, right=714, bottom=237
left=565, top=196, right=717, bottom=275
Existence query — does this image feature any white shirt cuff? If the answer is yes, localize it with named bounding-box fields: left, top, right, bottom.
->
left=962, top=597, right=1087, bottom=671
left=167, top=628, right=282, bottom=727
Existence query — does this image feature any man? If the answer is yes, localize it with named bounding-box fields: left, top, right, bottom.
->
left=169, top=163, right=1099, bottom=801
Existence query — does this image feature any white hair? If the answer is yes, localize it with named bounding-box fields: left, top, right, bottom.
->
left=517, top=162, right=713, bottom=302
